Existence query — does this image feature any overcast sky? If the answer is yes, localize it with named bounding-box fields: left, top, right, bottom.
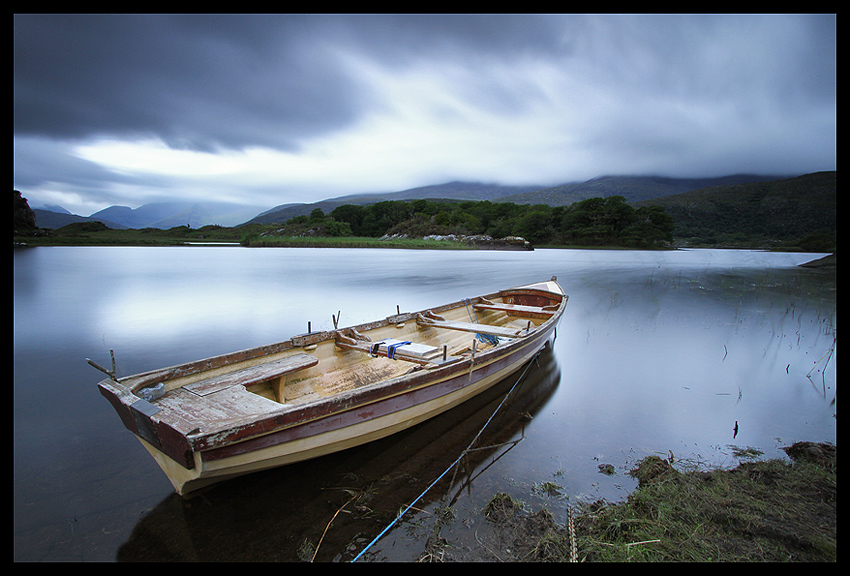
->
left=14, top=14, right=836, bottom=216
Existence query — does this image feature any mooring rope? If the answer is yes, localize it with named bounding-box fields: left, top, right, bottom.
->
left=350, top=349, right=541, bottom=562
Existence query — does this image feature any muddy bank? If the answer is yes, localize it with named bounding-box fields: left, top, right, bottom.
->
left=421, top=441, right=835, bottom=562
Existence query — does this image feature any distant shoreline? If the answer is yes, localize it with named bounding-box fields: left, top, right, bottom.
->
left=14, top=236, right=835, bottom=257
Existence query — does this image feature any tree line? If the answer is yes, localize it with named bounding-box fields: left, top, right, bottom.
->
left=280, top=196, right=675, bottom=248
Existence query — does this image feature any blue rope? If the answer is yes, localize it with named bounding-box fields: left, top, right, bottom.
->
left=387, top=341, right=411, bottom=360
left=464, top=298, right=500, bottom=346
left=371, top=339, right=412, bottom=359
left=350, top=350, right=540, bottom=562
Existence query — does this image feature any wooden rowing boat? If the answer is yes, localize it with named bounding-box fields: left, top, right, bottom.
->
left=94, top=277, right=567, bottom=496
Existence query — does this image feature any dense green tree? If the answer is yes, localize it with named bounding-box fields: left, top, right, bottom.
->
left=514, top=207, right=551, bottom=244
left=300, top=196, right=675, bottom=248
left=330, top=204, right=367, bottom=236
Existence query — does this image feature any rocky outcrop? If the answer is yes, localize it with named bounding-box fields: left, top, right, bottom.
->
left=14, top=190, right=37, bottom=234
left=420, top=234, right=534, bottom=251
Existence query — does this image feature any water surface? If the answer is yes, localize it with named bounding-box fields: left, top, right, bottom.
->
left=14, top=247, right=835, bottom=561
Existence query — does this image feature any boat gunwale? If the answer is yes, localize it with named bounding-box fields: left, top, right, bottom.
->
left=110, top=284, right=563, bottom=391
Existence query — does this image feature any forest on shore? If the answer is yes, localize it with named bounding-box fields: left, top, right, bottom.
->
left=256, top=195, right=675, bottom=249
left=13, top=171, right=836, bottom=252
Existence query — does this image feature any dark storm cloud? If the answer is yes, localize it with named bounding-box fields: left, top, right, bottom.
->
left=15, top=14, right=835, bottom=151
left=14, top=14, right=566, bottom=152
left=14, top=14, right=369, bottom=151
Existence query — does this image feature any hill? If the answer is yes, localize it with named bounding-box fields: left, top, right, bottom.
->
left=633, top=171, right=836, bottom=248
left=499, top=174, right=786, bottom=206
left=251, top=172, right=834, bottom=250
left=34, top=208, right=126, bottom=230
left=245, top=181, right=543, bottom=225
left=16, top=170, right=835, bottom=251
left=246, top=175, right=787, bottom=225
left=90, top=201, right=270, bottom=229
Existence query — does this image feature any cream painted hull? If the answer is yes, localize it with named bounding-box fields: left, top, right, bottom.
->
left=143, top=339, right=543, bottom=495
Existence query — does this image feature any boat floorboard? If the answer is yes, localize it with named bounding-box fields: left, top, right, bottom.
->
left=155, top=386, right=283, bottom=432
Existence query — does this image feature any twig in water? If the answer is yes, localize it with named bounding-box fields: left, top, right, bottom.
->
left=312, top=490, right=362, bottom=562
left=806, top=337, right=836, bottom=377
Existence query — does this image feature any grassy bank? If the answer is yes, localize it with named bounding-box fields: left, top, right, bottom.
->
left=14, top=222, right=248, bottom=246
left=14, top=223, right=472, bottom=249
left=243, top=235, right=470, bottom=249
left=426, top=442, right=835, bottom=562
left=15, top=221, right=834, bottom=253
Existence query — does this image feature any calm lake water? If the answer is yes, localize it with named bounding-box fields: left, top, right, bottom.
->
left=14, top=246, right=836, bottom=561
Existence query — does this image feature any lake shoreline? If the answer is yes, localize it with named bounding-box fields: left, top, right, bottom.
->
left=13, top=236, right=834, bottom=258
left=423, top=441, right=836, bottom=562
left=13, top=223, right=832, bottom=253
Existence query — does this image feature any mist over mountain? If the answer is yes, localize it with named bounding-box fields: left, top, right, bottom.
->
left=496, top=174, right=786, bottom=206
left=90, top=202, right=269, bottom=229
left=247, top=181, right=543, bottom=225
left=247, top=174, right=789, bottom=225
left=34, top=201, right=269, bottom=229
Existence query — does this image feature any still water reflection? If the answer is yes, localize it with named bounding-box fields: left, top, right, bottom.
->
left=14, top=247, right=835, bottom=561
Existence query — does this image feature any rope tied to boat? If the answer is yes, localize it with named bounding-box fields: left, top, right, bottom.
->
left=350, top=348, right=543, bottom=562
left=463, top=298, right=500, bottom=346
left=370, top=339, right=413, bottom=360
left=386, top=341, right=411, bottom=360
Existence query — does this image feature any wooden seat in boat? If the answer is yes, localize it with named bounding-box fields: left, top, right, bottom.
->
left=473, top=298, right=558, bottom=318
left=334, top=331, right=463, bottom=366
left=369, top=338, right=441, bottom=360
left=337, top=333, right=436, bottom=362
left=182, top=354, right=319, bottom=396
left=416, top=311, right=530, bottom=338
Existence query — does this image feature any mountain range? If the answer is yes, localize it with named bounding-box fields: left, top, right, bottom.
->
left=32, top=173, right=792, bottom=230
left=34, top=200, right=270, bottom=230
left=243, top=174, right=787, bottom=225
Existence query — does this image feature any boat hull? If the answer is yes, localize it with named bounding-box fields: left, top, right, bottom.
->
left=97, top=279, right=566, bottom=496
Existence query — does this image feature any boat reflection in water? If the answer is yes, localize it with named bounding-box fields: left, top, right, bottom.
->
left=116, top=344, right=561, bottom=562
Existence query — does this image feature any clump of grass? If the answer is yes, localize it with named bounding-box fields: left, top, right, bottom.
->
left=532, top=481, right=565, bottom=498
left=478, top=494, right=573, bottom=562
left=484, top=492, right=523, bottom=522
left=296, top=538, right=315, bottom=562
left=728, top=445, right=765, bottom=460
left=573, top=445, right=836, bottom=562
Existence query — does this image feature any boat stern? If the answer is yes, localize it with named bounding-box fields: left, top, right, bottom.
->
left=97, top=378, right=196, bottom=470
